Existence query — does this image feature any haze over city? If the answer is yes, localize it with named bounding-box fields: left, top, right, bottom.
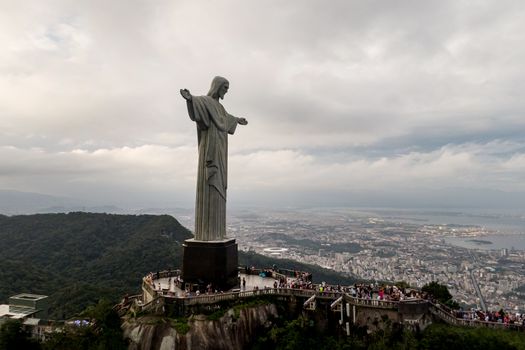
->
left=1, top=0, right=525, bottom=210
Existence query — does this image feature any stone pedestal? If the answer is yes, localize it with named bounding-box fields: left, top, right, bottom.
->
left=182, top=238, right=238, bottom=291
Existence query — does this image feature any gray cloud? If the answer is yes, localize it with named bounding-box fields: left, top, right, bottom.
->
left=1, top=0, right=525, bottom=209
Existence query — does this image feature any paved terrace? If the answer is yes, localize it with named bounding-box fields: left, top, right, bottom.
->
left=146, top=271, right=283, bottom=297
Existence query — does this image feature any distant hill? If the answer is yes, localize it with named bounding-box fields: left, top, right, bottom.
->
left=0, top=212, right=192, bottom=318
left=0, top=190, right=97, bottom=214
left=0, top=212, right=356, bottom=319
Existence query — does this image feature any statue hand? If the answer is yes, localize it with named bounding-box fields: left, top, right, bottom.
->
left=180, top=89, right=192, bottom=101
left=237, top=117, right=248, bottom=125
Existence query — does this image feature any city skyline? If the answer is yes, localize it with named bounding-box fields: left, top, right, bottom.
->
left=1, top=1, right=525, bottom=209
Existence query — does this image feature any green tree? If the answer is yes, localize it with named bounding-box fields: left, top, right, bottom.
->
left=420, top=324, right=521, bottom=350
left=0, top=319, right=41, bottom=350
left=81, top=299, right=127, bottom=350
left=422, top=281, right=459, bottom=309
left=43, top=299, right=127, bottom=350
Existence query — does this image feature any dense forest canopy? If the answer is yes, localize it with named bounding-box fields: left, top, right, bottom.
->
left=0, top=213, right=191, bottom=318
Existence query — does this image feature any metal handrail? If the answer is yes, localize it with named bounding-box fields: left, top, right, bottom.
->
left=428, top=301, right=524, bottom=330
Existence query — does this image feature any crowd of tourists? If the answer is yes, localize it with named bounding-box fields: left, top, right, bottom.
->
left=454, top=308, right=525, bottom=327
left=143, top=267, right=524, bottom=330
left=144, top=271, right=183, bottom=292
left=249, top=266, right=418, bottom=301
left=145, top=266, right=423, bottom=302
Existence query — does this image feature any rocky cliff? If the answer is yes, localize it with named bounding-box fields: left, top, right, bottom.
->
left=122, top=303, right=278, bottom=350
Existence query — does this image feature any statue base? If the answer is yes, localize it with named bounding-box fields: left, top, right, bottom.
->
left=182, top=238, right=238, bottom=291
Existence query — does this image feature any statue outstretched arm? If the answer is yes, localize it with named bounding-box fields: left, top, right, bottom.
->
left=180, top=88, right=192, bottom=101
left=182, top=88, right=201, bottom=125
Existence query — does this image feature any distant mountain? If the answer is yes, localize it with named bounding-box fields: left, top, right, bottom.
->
left=0, top=190, right=97, bottom=214
left=268, top=187, right=525, bottom=210
left=0, top=189, right=197, bottom=217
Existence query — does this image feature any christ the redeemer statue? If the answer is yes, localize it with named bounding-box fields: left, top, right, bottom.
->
left=180, top=76, right=248, bottom=241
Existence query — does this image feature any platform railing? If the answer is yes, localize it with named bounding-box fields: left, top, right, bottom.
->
left=428, top=301, right=524, bottom=331
left=344, top=295, right=399, bottom=309
left=140, top=269, right=524, bottom=331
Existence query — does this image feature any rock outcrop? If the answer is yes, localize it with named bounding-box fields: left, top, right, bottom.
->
left=123, top=304, right=278, bottom=350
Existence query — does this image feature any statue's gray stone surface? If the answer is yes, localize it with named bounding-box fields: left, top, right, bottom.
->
left=181, top=76, right=247, bottom=241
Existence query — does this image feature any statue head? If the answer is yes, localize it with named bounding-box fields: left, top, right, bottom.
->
left=207, top=76, right=229, bottom=100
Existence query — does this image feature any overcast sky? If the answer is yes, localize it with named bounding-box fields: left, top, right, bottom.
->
left=1, top=0, right=525, bottom=210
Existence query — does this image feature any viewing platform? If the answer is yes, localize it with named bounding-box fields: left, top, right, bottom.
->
left=115, top=267, right=525, bottom=333
left=140, top=267, right=311, bottom=303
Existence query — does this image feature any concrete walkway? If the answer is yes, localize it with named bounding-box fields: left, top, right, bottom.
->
left=151, top=273, right=279, bottom=296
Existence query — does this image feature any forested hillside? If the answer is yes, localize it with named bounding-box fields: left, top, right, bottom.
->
left=0, top=212, right=356, bottom=319
left=0, top=213, right=191, bottom=318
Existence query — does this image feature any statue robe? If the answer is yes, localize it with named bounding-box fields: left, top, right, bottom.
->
left=186, top=95, right=238, bottom=241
